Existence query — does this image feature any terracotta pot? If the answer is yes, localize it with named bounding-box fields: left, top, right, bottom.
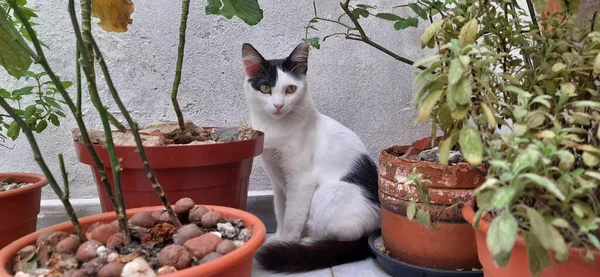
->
left=462, top=200, right=600, bottom=277
left=378, top=138, right=483, bottom=270
left=0, top=205, right=266, bottom=277
left=0, top=173, right=47, bottom=250
left=74, top=129, right=264, bottom=212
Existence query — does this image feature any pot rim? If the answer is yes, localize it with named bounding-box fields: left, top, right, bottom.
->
left=0, top=205, right=266, bottom=277
left=0, top=173, right=48, bottom=200
left=380, top=145, right=478, bottom=169
left=462, top=200, right=599, bottom=257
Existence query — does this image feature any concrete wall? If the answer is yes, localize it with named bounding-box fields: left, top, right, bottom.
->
left=0, top=0, right=430, bottom=200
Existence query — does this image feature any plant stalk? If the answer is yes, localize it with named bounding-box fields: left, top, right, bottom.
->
left=0, top=97, right=86, bottom=242
left=78, top=0, right=131, bottom=242
left=170, top=0, right=191, bottom=132
left=58, top=153, right=70, bottom=199
left=9, top=0, right=121, bottom=215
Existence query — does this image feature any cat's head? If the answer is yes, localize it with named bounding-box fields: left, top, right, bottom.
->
left=242, top=42, right=309, bottom=119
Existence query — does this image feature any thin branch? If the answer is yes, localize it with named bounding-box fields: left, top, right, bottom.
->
left=341, top=0, right=366, bottom=37
left=58, top=153, right=70, bottom=199
left=78, top=0, right=131, bottom=242
left=0, top=97, right=85, bottom=242
left=170, top=0, right=191, bottom=132
left=76, top=46, right=82, bottom=114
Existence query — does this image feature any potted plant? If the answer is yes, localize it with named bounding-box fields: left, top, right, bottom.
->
left=0, top=0, right=265, bottom=275
left=305, top=0, right=484, bottom=273
left=71, top=0, right=265, bottom=212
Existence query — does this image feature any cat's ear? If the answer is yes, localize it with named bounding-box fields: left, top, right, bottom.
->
left=286, top=42, right=309, bottom=75
left=242, top=43, right=265, bottom=76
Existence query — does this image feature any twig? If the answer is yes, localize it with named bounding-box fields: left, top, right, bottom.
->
left=90, top=34, right=183, bottom=229
left=170, top=0, right=191, bottom=132
left=0, top=97, right=86, bottom=242
left=76, top=46, right=82, bottom=114
left=10, top=0, right=121, bottom=216
left=58, top=154, right=70, bottom=199
left=78, top=0, right=131, bottom=242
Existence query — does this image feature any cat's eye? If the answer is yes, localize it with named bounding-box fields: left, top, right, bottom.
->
left=286, top=85, right=297, bottom=94
left=260, top=85, right=271, bottom=94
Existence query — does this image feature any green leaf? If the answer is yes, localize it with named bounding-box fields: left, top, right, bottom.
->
left=513, top=123, right=527, bottom=136
left=302, top=37, right=320, bottom=49
left=421, top=20, right=444, bottom=48
left=582, top=152, right=600, bottom=167
left=448, top=58, right=464, bottom=86
left=524, top=233, right=551, bottom=277
left=552, top=62, right=567, bottom=72
left=60, top=81, right=73, bottom=89
left=394, top=19, right=410, bottom=30
left=519, top=173, right=565, bottom=201
left=356, top=4, right=375, bottom=9
left=405, top=17, right=418, bottom=27
left=481, top=103, right=497, bottom=128
left=555, top=150, right=575, bottom=171
left=49, top=114, right=59, bottom=126
left=12, top=86, right=34, bottom=96
left=34, top=119, right=47, bottom=133
left=439, top=135, right=456, bottom=166
left=205, top=0, right=264, bottom=26
left=0, top=7, right=33, bottom=78
left=551, top=227, right=568, bottom=262
left=418, top=90, right=443, bottom=122
left=375, top=13, right=403, bottom=21
left=44, top=97, right=61, bottom=110
left=24, top=105, right=36, bottom=120
left=416, top=209, right=432, bottom=228
left=7, top=121, right=20, bottom=140
left=513, top=148, right=539, bottom=174
left=0, top=88, right=11, bottom=98
left=526, top=208, right=553, bottom=249
left=408, top=3, right=427, bottom=19
left=459, top=127, right=483, bottom=166
left=551, top=218, right=570, bottom=229
left=450, top=77, right=472, bottom=105
left=412, top=54, right=440, bottom=68
left=587, top=234, right=600, bottom=249
left=459, top=19, right=478, bottom=46
left=351, top=8, right=369, bottom=19
left=487, top=210, right=518, bottom=267
left=407, top=201, right=416, bottom=220
left=437, top=104, right=453, bottom=130
left=491, top=186, right=516, bottom=209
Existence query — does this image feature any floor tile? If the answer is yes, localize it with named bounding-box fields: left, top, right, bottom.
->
left=332, top=258, right=391, bottom=277
left=251, top=258, right=333, bottom=277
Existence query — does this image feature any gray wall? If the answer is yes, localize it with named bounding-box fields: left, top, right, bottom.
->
left=0, top=0, right=430, bottom=200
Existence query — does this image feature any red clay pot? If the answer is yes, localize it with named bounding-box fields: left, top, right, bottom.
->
left=74, top=129, right=264, bottom=212
left=0, top=173, right=47, bottom=250
left=0, top=205, right=266, bottom=277
left=378, top=137, right=483, bottom=270
left=462, top=200, right=600, bottom=277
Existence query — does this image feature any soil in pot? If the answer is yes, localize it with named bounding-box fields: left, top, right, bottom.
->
left=378, top=137, right=484, bottom=270
left=5, top=197, right=264, bottom=277
left=0, top=173, right=48, bottom=250
left=73, top=121, right=265, bottom=211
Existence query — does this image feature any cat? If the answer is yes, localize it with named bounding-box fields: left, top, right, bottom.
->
left=241, top=42, right=381, bottom=273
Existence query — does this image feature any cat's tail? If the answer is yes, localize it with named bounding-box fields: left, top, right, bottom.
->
left=255, top=237, right=372, bottom=273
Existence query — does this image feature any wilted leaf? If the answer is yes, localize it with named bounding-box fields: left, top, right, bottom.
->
left=481, top=103, right=496, bottom=128
left=459, top=127, right=483, bottom=165
left=439, top=135, right=453, bottom=166
left=416, top=209, right=432, bottom=228
left=407, top=201, right=416, bottom=220
left=450, top=77, right=472, bottom=105
left=421, top=20, right=444, bottom=48
left=524, top=233, right=551, bottom=277
left=551, top=218, right=570, bottom=229
left=437, top=104, right=453, bottom=130
left=513, top=123, right=527, bottom=136
left=0, top=7, right=33, bottom=78
left=412, top=54, right=440, bottom=68
left=487, top=210, right=518, bottom=267
left=551, top=227, right=568, bottom=262
left=448, top=58, right=464, bottom=86
left=206, top=0, right=264, bottom=26
left=91, top=0, right=135, bottom=32
left=555, top=150, right=574, bottom=171
left=552, top=62, right=567, bottom=72
left=459, top=19, right=478, bottom=46
left=519, top=173, right=565, bottom=201
left=582, top=152, right=600, bottom=167
left=418, top=90, right=443, bottom=122
left=594, top=53, right=600, bottom=74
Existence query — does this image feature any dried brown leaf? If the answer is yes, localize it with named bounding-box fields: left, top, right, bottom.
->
left=91, top=0, right=135, bottom=33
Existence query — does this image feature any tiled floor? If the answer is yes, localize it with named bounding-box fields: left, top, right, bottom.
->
left=251, top=257, right=391, bottom=277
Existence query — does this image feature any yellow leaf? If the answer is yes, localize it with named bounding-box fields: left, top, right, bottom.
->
left=481, top=103, right=496, bottom=129
left=418, top=90, right=443, bottom=122
left=421, top=20, right=444, bottom=48
left=91, top=0, right=135, bottom=33
left=459, top=19, right=478, bottom=46
left=594, top=53, right=600, bottom=74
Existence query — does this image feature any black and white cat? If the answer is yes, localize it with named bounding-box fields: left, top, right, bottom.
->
left=242, top=42, right=380, bottom=272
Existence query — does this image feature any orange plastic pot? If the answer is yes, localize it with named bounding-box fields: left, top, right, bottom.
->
left=378, top=138, right=483, bottom=270
left=0, top=205, right=266, bottom=277
left=462, top=200, right=600, bottom=277
left=0, top=173, right=47, bottom=250
left=74, top=129, right=264, bottom=212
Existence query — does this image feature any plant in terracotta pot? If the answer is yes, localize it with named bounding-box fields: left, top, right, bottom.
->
left=0, top=0, right=266, bottom=275
left=69, top=0, right=265, bottom=212
left=305, top=0, right=485, bottom=272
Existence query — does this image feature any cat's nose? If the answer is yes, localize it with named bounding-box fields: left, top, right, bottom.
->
left=273, top=104, right=284, bottom=110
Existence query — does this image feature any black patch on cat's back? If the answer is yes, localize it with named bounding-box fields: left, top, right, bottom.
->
left=341, top=154, right=380, bottom=205
left=247, top=59, right=304, bottom=92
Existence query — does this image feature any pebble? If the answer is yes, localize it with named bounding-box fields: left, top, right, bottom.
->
left=35, top=232, right=53, bottom=246
left=184, top=233, right=222, bottom=259
left=188, top=206, right=208, bottom=222
left=216, top=240, right=237, bottom=255
left=129, top=212, right=155, bottom=229
left=157, top=245, right=193, bottom=270
left=76, top=240, right=102, bottom=262
left=217, top=222, right=238, bottom=239
left=174, top=198, right=195, bottom=214
left=106, top=233, right=125, bottom=250
left=173, top=224, right=203, bottom=245
left=98, top=262, right=125, bottom=277
left=46, top=231, right=69, bottom=247
left=56, top=236, right=82, bottom=254
left=236, top=229, right=252, bottom=241
left=91, top=224, right=120, bottom=244
left=121, top=257, right=156, bottom=277
left=198, top=252, right=223, bottom=264
left=157, top=266, right=177, bottom=275
left=201, top=210, right=223, bottom=227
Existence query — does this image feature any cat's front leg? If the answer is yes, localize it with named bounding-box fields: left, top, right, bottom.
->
left=280, top=178, right=317, bottom=241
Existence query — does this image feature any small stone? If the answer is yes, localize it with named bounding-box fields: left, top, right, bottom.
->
left=121, top=257, right=156, bottom=277
left=158, top=211, right=172, bottom=223
left=184, top=233, right=222, bottom=259
left=217, top=222, right=238, bottom=239
left=97, top=246, right=109, bottom=259
left=78, top=257, right=106, bottom=276
left=233, top=241, right=245, bottom=248
left=91, top=224, right=120, bottom=244
left=56, top=236, right=82, bottom=254
left=210, top=231, right=222, bottom=239
left=236, top=229, right=252, bottom=241
left=15, top=245, right=36, bottom=260
left=106, top=233, right=125, bottom=250
left=107, top=252, right=120, bottom=263
left=36, top=232, right=53, bottom=246
left=151, top=211, right=163, bottom=222
left=46, top=231, right=69, bottom=246
left=98, top=262, right=125, bottom=277
left=157, top=266, right=177, bottom=275
left=87, top=222, right=104, bottom=233
left=174, top=198, right=195, bottom=214
left=188, top=206, right=209, bottom=222
left=76, top=240, right=102, bottom=262
left=157, top=245, right=193, bottom=270
left=173, top=224, right=203, bottom=245
left=201, top=210, right=223, bottom=227
left=198, top=252, right=222, bottom=264
left=129, top=212, right=155, bottom=229
left=216, top=240, right=237, bottom=255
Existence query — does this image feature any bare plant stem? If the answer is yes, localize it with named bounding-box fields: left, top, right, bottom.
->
left=90, top=36, right=182, bottom=228
left=0, top=98, right=86, bottom=242
left=58, top=154, right=70, bottom=199
left=170, top=0, right=191, bottom=132
left=9, top=0, right=121, bottom=215
left=78, top=0, right=130, bottom=242
left=76, top=47, right=82, bottom=113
